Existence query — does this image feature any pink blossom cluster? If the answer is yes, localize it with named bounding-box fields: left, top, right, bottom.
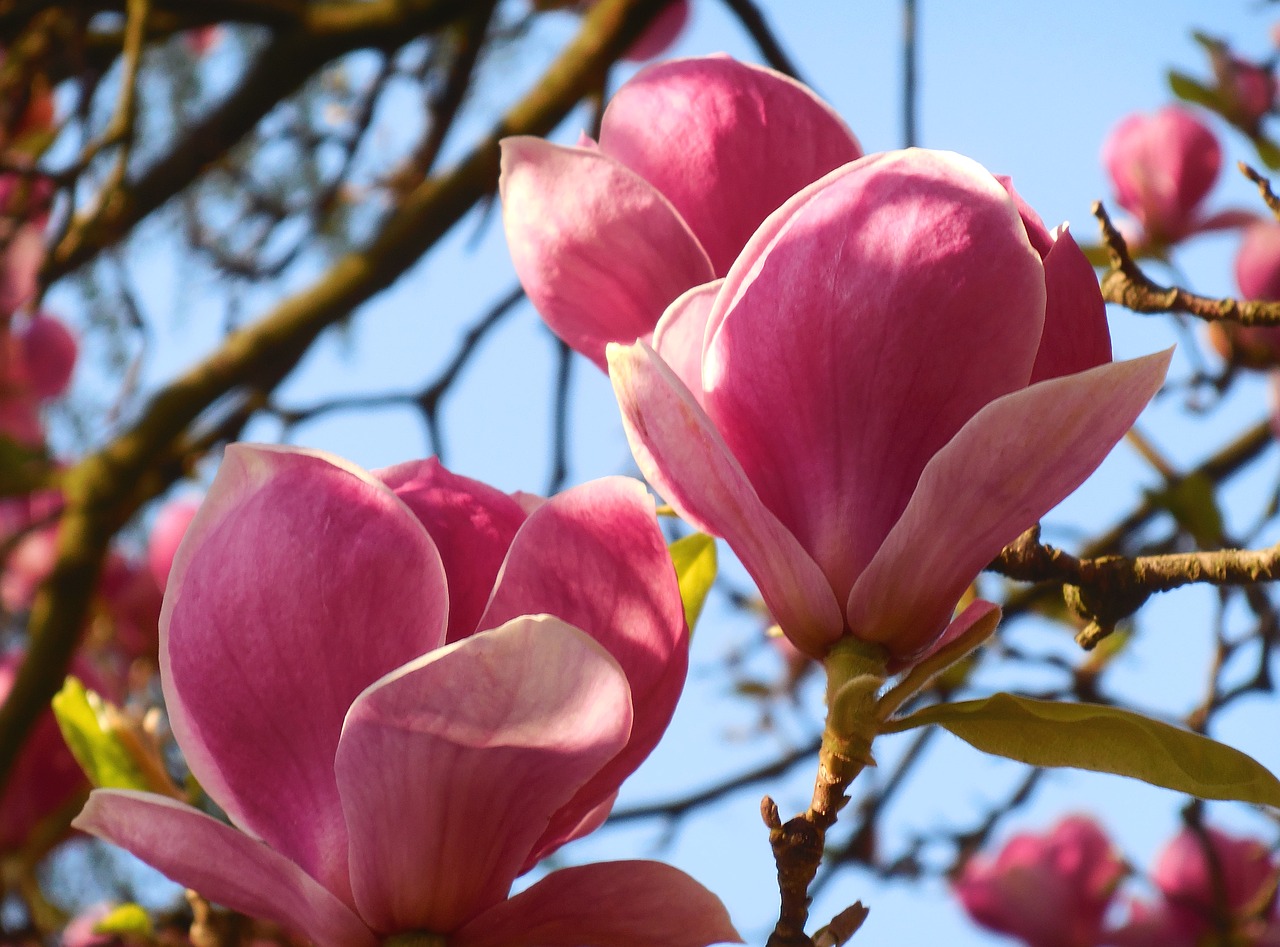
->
left=955, top=816, right=1280, bottom=947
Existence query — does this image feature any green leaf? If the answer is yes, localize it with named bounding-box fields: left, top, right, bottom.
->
left=888, top=692, right=1280, bottom=806
left=51, top=677, right=149, bottom=791
left=0, top=435, right=50, bottom=497
left=1253, top=135, right=1280, bottom=171
left=95, top=903, right=152, bottom=939
left=669, top=532, right=717, bottom=634
left=1168, top=70, right=1222, bottom=111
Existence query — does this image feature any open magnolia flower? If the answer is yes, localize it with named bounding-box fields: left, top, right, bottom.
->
left=74, top=445, right=739, bottom=947
left=609, top=148, right=1171, bottom=665
left=500, top=54, right=861, bottom=369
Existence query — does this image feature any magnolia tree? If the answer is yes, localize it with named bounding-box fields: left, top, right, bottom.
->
left=4, top=1, right=1280, bottom=945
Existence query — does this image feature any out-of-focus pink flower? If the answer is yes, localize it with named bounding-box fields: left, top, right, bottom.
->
left=147, top=497, right=201, bottom=590
left=96, top=553, right=165, bottom=666
left=1109, top=826, right=1279, bottom=947
left=18, top=312, right=77, bottom=399
left=531, top=0, right=690, bottom=61
left=0, top=172, right=51, bottom=317
left=1204, top=223, right=1280, bottom=368
left=501, top=55, right=861, bottom=369
left=183, top=26, right=221, bottom=57
left=75, top=444, right=740, bottom=947
left=0, top=312, right=77, bottom=446
left=610, top=0, right=690, bottom=61
left=1101, top=106, right=1253, bottom=252
left=1223, top=56, right=1277, bottom=133
left=955, top=815, right=1124, bottom=947
left=0, top=650, right=111, bottom=853
left=610, top=148, right=1169, bottom=665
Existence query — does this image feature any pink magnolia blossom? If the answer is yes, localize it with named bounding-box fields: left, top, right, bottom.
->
left=531, top=0, right=690, bottom=62
left=0, top=172, right=51, bottom=317
left=954, top=815, right=1124, bottom=947
left=0, top=311, right=76, bottom=445
left=609, top=148, right=1170, bottom=664
left=1205, top=222, right=1280, bottom=368
left=1101, top=106, right=1252, bottom=252
left=610, top=0, right=690, bottom=61
left=500, top=55, right=861, bottom=369
left=146, top=496, right=201, bottom=589
left=1223, top=56, right=1277, bottom=133
left=74, top=445, right=739, bottom=947
left=1109, top=826, right=1279, bottom=946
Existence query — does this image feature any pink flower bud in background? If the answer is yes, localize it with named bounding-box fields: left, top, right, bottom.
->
left=1109, top=825, right=1279, bottom=946
left=1101, top=106, right=1250, bottom=252
left=17, top=312, right=77, bottom=399
left=954, top=815, right=1124, bottom=947
left=147, top=497, right=201, bottom=589
left=1153, top=827, right=1277, bottom=930
left=1224, top=55, right=1277, bottom=132
left=183, top=26, right=221, bottom=57
left=612, top=0, right=690, bottom=61
left=1204, top=223, right=1280, bottom=368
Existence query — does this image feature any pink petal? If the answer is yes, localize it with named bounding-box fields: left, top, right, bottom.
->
left=608, top=341, right=843, bottom=658
left=161, top=444, right=449, bottom=904
left=846, top=350, right=1171, bottom=662
left=600, top=56, right=861, bottom=276
left=73, top=791, right=375, bottom=947
left=499, top=137, right=714, bottom=369
left=335, top=616, right=632, bottom=934
left=1030, top=226, right=1112, bottom=383
left=377, top=457, right=528, bottom=644
left=651, top=280, right=722, bottom=403
left=704, top=149, right=1046, bottom=604
left=453, top=861, right=742, bottom=947
left=476, top=477, right=687, bottom=864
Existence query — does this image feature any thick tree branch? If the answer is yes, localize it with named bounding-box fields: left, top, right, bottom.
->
left=993, top=525, right=1280, bottom=648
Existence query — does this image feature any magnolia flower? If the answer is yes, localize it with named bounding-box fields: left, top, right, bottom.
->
left=954, top=815, right=1124, bottom=947
left=74, top=445, right=738, bottom=947
left=610, top=148, right=1170, bottom=664
left=0, top=312, right=76, bottom=446
left=1109, top=826, right=1279, bottom=946
left=1206, top=222, right=1280, bottom=368
left=501, top=55, right=861, bottom=368
left=146, top=496, right=201, bottom=589
left=1101, top=106, right=1252, bottom=253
